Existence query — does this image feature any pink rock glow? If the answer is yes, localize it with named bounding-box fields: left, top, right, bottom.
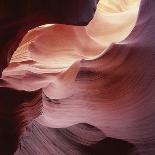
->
left=0, top=0, right=155, bottom=155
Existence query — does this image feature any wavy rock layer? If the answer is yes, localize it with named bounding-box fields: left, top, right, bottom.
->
left=0, top=0, right=99, bottom=76
left=0, top=0, right=155, bottom=155
left=0, top=88, right=42, bottom=155
left=15, top=121, right=136, bottom=155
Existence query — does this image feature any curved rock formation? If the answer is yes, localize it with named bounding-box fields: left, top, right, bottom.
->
left=0, top=0, right=155, bottom=155
left=0, top=0, right=99, bottom=76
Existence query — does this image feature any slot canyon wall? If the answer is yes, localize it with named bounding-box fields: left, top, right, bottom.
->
left=0, top=0, right=155, bottom=155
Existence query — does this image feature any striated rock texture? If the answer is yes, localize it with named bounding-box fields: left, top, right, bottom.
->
left=0, top=0, right=99, bottom=76
left=0, top=0, right=155, bottom=155
left=0, top=88, right=42, bottom=154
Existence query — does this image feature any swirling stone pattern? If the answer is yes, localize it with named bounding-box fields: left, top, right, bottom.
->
left=15, top=121, right=136, bottom=155
left=0, top=0, right=99, bottom=76
left=0, top=0, right=155, bottom=155
left=0, top=0, right=98, bottom=154
left=0, top=88, right=42, bottom=155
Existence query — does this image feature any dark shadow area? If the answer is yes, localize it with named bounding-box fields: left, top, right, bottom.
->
left=0, top=87, right=41, bottom=155
left=91, top=137, right=139, bottom=155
